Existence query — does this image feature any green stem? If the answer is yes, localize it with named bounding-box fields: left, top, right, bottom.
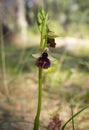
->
left=33, top=68, right=42, bottom=130
left=71, top=107, right=75, bottom=130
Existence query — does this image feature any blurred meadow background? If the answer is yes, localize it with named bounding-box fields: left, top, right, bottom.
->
left=0, top=0, right=89, bottom=130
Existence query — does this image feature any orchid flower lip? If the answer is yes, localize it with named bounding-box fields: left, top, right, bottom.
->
left=36, top=51, right=51, bottom=69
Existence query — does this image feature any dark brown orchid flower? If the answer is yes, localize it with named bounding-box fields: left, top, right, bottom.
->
left=48, top=114, right=61, bottom=130
left=36, top=51, right=50, bottom=69
left=47, top=37, right=56, bottom=48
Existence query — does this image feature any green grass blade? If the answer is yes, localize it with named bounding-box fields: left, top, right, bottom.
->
left=61, top=106, right=89, bottom=130
left=71, top=107, right=75, bottom=130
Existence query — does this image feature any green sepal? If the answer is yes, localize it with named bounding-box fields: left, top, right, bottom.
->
left=47, top=34, right=59, bottom=38
left=32, top=53, right=41, bottom=58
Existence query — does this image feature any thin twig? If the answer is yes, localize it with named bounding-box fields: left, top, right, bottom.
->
left=0, top=22, right=10, bottom=102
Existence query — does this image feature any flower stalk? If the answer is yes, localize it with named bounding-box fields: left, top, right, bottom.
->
left=33, top=68, right=42, bottom=130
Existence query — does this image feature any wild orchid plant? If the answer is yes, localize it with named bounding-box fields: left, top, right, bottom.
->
left=33, top=8, right=89, bottom=130
left=33, top=8, right=58, bottom=130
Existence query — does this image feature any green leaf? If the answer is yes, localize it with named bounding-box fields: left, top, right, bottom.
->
left=61, top=106, right=89, bottom=130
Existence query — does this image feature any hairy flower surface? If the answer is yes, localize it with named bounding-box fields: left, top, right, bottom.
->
left=47, top=37, right=56, bottom=48
left=36, top=52, right=50, bottom=69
